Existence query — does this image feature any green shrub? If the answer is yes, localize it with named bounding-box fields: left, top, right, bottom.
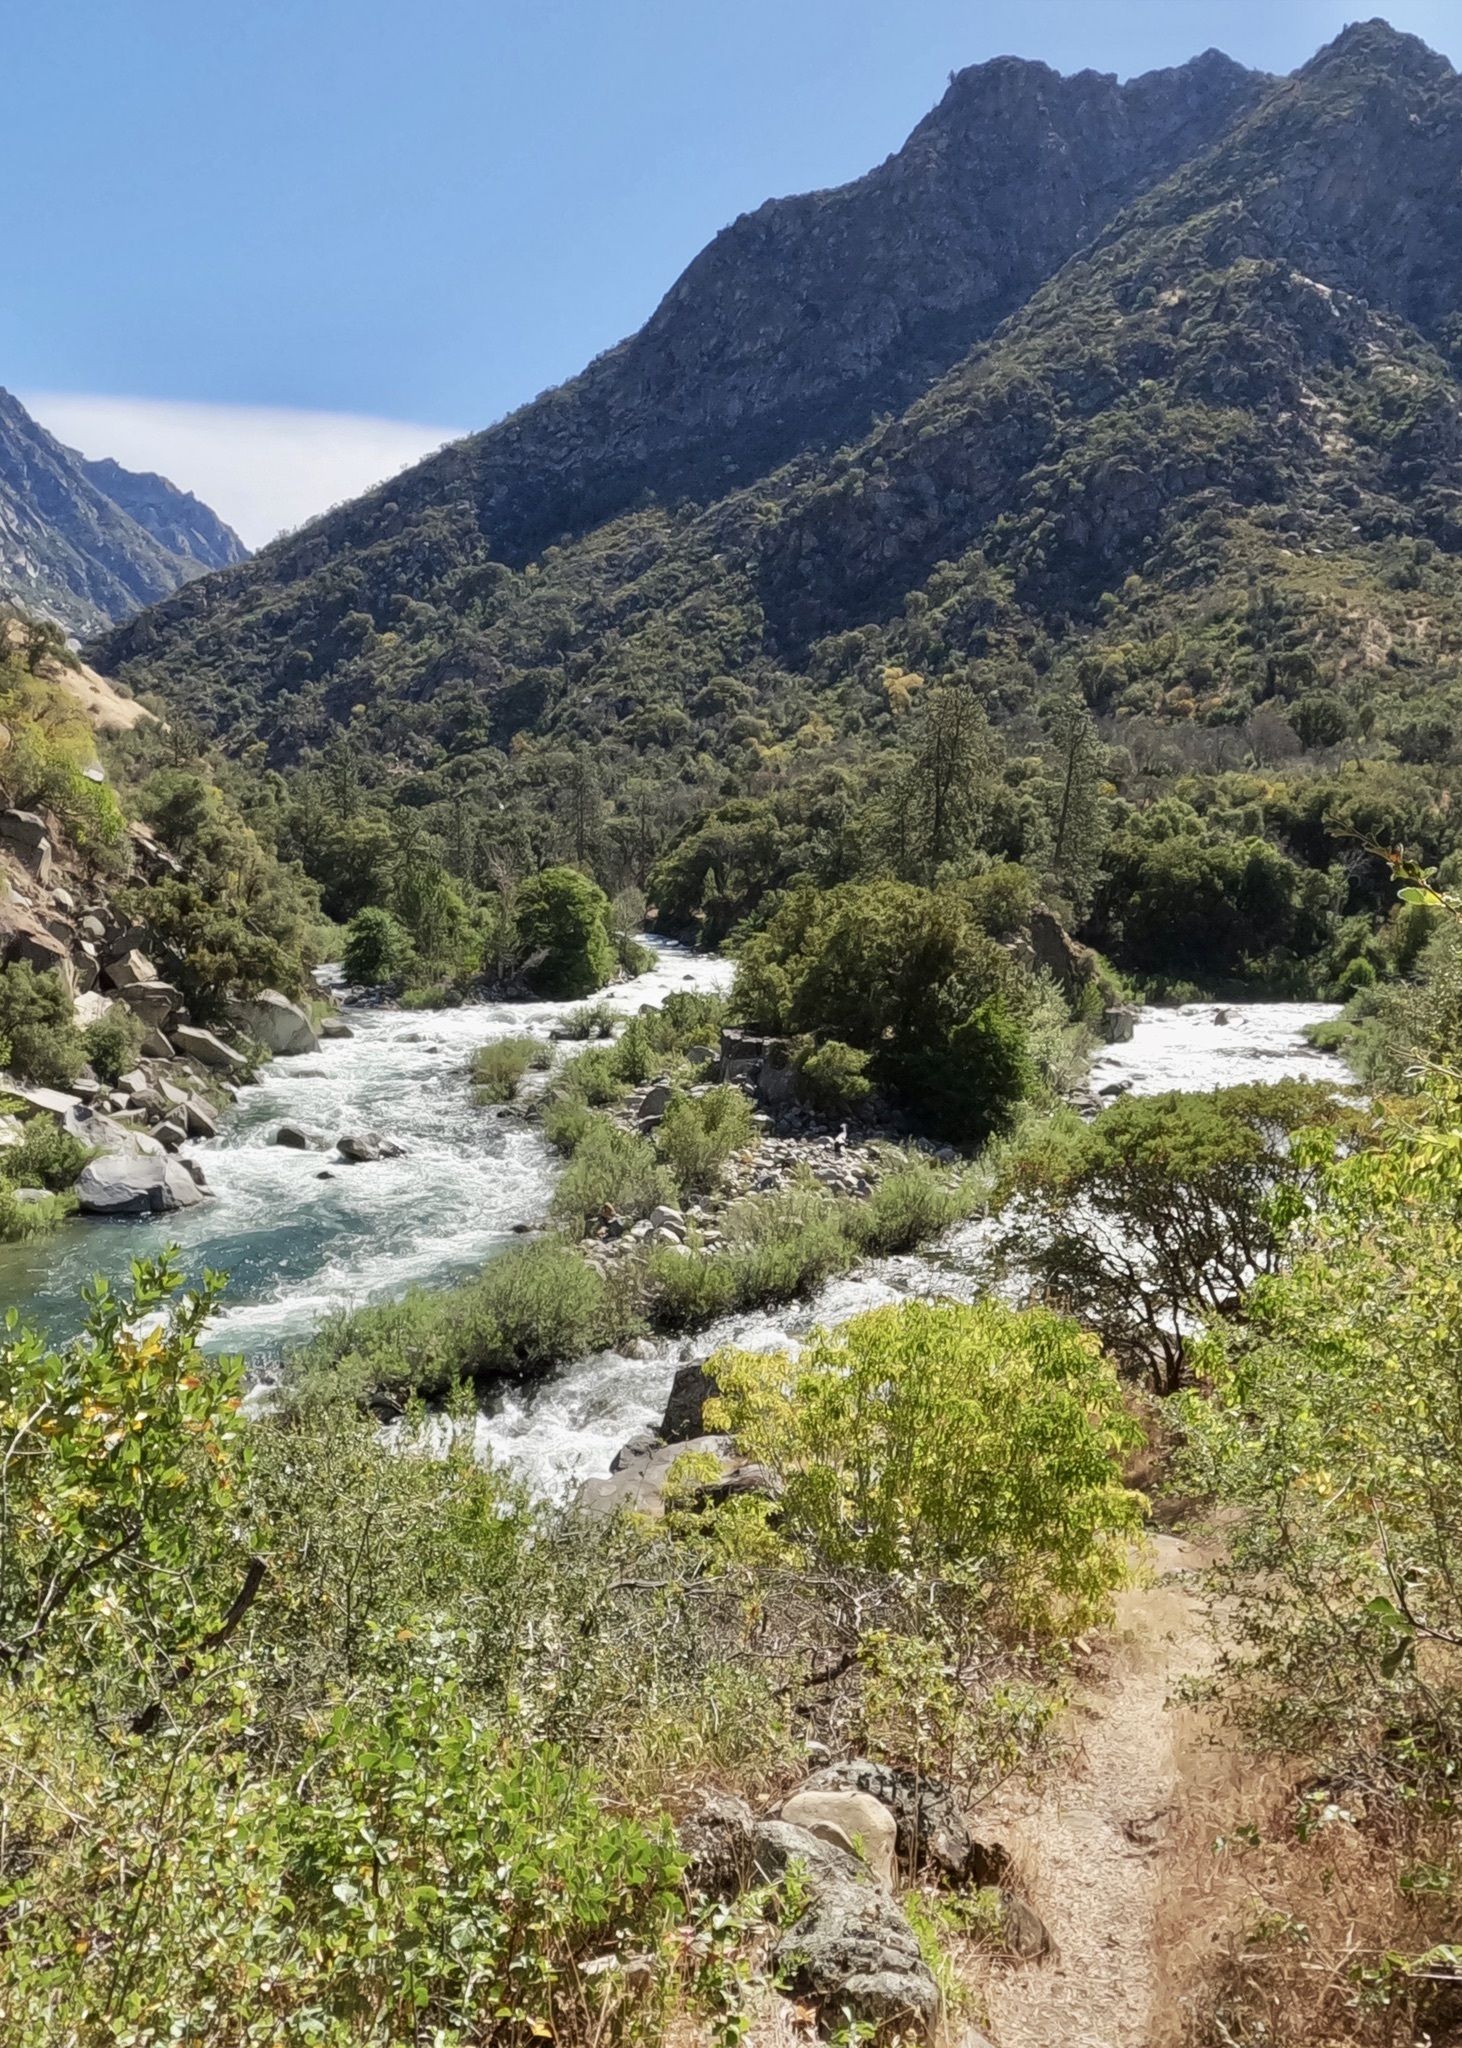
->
left=707, top=1299, right=1142, bottom=1631
left=472, top=1035, right=547, bottom=1103
left=558, top=1000, right=620, bottom=1040
left=0, top=962, right=83, bottom=1088
left=541, top=1089, right=597, bottom=1155
left=0, top=1183, right=73, bottom=1240
left=733, top=882, right=1033, bottom=1141
left=617, top=932, right=657, bottom=977
left=400, top=982, right=463, bottom=1010
left=553, top=1044, right=626, bottom=1107
left=551, top=1116, right=674, bottom=1231
left=795, top=1038, right=874, bottom=1118
left=515, top=867, right=617, bottom=998
left=1, top=1114, right=90, bottom=1192
left=843, top=1160, right=973, bottom=1255
left=81, top=1005, right=144, bottom=1086
left=342, top=904, right=414, bottom=986
left=293, top=1241, right=621, bottom=1404
left=656, top=1086, right=755, bottom=1195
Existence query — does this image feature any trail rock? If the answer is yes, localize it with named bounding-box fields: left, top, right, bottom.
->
left=780, top=1789, right=899, bottom=1887
left=804, top=1760, right=1010, bottom=1887
left=229, top=989, right=319, bottom=1056
left=678, top=1797, right=939, bottom=2038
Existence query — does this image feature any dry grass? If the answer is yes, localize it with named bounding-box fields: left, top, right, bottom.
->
left=1158, top=1739, right=1462, bottom=2048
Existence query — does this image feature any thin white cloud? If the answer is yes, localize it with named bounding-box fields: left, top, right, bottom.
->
left=18, top=391, right=469, bottom=552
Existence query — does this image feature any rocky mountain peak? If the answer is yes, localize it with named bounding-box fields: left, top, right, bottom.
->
left=1299, top=17, right=1456, bottom=86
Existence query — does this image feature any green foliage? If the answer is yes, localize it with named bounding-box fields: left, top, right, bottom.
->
left=0, top=962, right=83, bottom=1088
left=343, top=903, right=415, bottom=986
left=472, top=1034, right=548, bottom=1103
left=991, top=1080, right=1360, bottom=1391
left=515, top=866, right=618, bottom=997
left=81, top=1004, right=145, bottom=1086
left=0, top=1256, right=246, bottom=1676
left=1, top=1113, right=89, bottom=1192
left=654, top=1086, right=755, bottom=1196
left=734, top=882, right=1033, bottom=1141
left=706, top=1300, right=1142, bottom=1631
left=0, top=1184, right=72, bottom=1241
left=551, top=1115, right=674, bottom=1231
left=558, top=999, right=620, bottom=1040
left=795, top=1038, right=874, bottom=1118
left=841, top=1161, right=974, bottom=1255
left=294, top=1240, right=621, bottom=1405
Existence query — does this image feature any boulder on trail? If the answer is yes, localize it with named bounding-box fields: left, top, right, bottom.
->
left=779, top=1788, right=898, bottom=1887
left=679, top=1795, right=939, bottom=2039
left=228, top=989, right=319, bottom=1057
left=803, top=1759, right=1010, bottom=1888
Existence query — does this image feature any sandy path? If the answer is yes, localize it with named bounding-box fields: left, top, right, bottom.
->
left=979, top=1532, right=1215, bottom=2048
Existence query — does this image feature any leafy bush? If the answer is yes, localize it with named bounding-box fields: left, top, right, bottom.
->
left=707, top=1299, right=1142, bottom=1630
left=473, top=1034, right=548, bottom=1103
left=342, top=903, right=414, bottom=986
left=1, top=1114, right=89, bottom=1192
left=991, top=1080, right=1362, bottom=1391
left=655, top=1086, right=754, bottom=1195
left=81, top=1005, right=145, bottom=1086
left=0, top=1183, right=72, bottom=1239
left=515, top=866, right=617, bottom=998
left=294, top=1241, right=621, bottom=1405
left=558, top=1000, right=620, bottom=1040
left=843, top=1161, right=973, bottom=1254
left=795, top=1038, right=874, bottom=1118
left=733, top=882, right=1033, bottom=1141
left=0, top=962, right=83, bottom=1088
left=551, top=1115, right=674, bottom=1231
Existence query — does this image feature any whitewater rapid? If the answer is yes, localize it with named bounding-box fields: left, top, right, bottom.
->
left=0, top=967, right=1342, bottom=1493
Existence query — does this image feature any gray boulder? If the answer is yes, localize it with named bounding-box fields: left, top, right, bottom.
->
left=104, top=948, right=158, bottom=989
left=660, top=1359, right=721, bottom=1442
left=337, top=1131, right=406, bottom=1163
left=679, top=1796, right=939, bottom=2039
left=182, top=1094, right=218, bottom=1140
left=229, top=990, right=319, bottom=1057
left=76, top=1144, right=208, bottom=1217
left=274, top=1122, right=323, bottom=1150
left=119, top=979, right=182, bottom=1031
left=803, top=1760, right=1010, bottom=1888
left=172, top=1024, right=246, bottom=1073
left=319, top=1015, right=354, bottom=1039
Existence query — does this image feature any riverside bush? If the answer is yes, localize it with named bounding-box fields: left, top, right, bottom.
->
left=342, top=903, right=415, bottom=986
left=1, top=1113, right=89, bottom=1192
left=552, top=1115, right=674, bottom=1230
left=655, top=1085, right=754, bottom=1194
left=794, top=1037, right=874, bottom=1118
left=0, top=962, right=83, bottom=1088
left=472, top=1033, right=549, bottom=1102
left=515, top=866, right=618, bottom=997
left=707, top=1299, right=1142, bottom=1631
left=81, top=1004, right=145, bottom=1086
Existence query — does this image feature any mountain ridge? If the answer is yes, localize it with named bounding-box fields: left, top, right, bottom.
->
left=0, top=389, right=246, bottom=636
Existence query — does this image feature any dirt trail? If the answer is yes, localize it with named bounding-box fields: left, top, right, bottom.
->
left=979, top=1532, right=1216, bottom=2048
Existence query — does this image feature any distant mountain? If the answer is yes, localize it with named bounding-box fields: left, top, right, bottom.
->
left=90, top=22, right=1462, bottom=790
left=71, top=452, right=245, bottom=577
left=0, top=389, right=245, bottom=636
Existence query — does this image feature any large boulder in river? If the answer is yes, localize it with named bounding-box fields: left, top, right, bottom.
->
left=659, top=1359, right=722, bottom=1442
left=336, top=1131, right=406, bottom=1163
left=76, top=1139, right=208, bottom=1217
left=228, top=990, right=319, bottom=1057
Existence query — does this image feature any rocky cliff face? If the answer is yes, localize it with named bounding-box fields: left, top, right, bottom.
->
left=90, top=23, right=1462, bottom=764
left=93, top=47, right=1264, bottom=646
left=0, top=390, right=246, bottom=635
left=72, top=454, right=246, bottom=575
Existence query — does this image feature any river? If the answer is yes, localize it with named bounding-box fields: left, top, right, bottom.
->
left=0, top=961, right=1341, bottom=1492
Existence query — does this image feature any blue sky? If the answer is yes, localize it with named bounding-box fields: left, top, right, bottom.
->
left=11, top=2, right=1460, bottom=542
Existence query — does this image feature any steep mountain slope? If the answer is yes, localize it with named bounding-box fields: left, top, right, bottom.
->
left=73, top=453, right=246, bottom=574
left=90, top=47, right=1263, bottom=673
left=0, top=390, right=245, bottom=635
left=92, top=22, right=1462, bottom=791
